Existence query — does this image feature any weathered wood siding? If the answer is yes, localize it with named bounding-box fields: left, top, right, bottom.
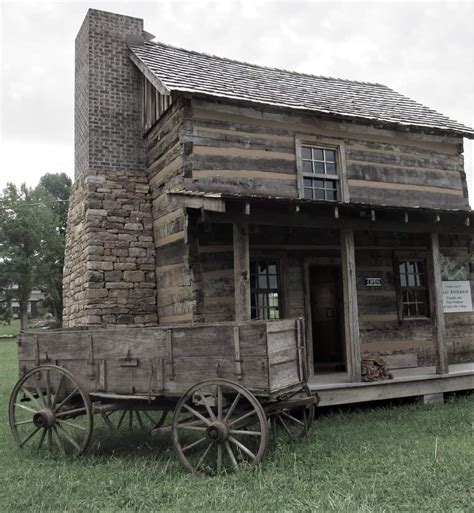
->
left=145, top=97, right=197, bottom=323
left=192, top=223, right=473, bottom=367
left=181, top=98, right=468, bottom=210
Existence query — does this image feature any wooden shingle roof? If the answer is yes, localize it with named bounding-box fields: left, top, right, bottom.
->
left=129, top=41, right=474, bottom=138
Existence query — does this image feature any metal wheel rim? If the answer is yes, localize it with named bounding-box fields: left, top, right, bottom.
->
left=172, top=379, right=269, bottom=476
left=9, top=365, right=93, bottom=455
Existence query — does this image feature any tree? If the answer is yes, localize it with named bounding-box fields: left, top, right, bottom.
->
left=35, top=173, right=72, bottom=321
left=0, top=184, right=47, bottom=329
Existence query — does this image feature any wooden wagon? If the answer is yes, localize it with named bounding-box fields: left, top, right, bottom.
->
left=9, top=318, right=318, bottom=475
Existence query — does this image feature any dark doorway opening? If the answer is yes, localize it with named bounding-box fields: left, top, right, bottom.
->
left=309, top=265, right=345, bottom=372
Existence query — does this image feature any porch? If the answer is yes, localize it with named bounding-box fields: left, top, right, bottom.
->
left=172, top=190, right=473, bottom=403
left=309, top=362, right=473, bottom=406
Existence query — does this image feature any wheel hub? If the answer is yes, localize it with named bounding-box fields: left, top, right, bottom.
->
left=33, top=409, right=56, bottom=428
left=206, top=421, right=228, bottom=443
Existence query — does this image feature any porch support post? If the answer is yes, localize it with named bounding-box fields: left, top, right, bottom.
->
left=428, top=232, right=448, bottom=374
left=340, top=228, right=362, bottom=382
left=233, top=223, right=251, bottom=321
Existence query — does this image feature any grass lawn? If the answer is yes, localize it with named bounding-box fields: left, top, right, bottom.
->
left=0, top=340, right=472, bottom=512
left=0, top=319, right=20, bottom=340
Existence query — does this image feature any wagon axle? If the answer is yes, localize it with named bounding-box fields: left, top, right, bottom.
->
left=206, top=421, right=228, bottom=443
left=32, top=409, right=56, bottom=429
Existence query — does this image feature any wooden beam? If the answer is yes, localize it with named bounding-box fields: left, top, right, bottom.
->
left=233, top=224, right=251, bottom=321
left=428, top=232, right=449, bottom=374
left=340, top=229, right=362, bottom=382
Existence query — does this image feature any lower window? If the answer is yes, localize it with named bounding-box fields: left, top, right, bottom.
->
left=398, top=259, right=429, bottom=319
left=250, top=260, right=281, bottom=320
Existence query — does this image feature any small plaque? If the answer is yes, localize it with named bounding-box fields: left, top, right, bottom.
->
left=442, top=281, right=473, bottom=313
left=365, top=277, right=382, bottom=287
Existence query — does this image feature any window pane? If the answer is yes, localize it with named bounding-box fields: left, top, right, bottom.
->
left=326, top=162, right=336, bottom=175
left=258, top=274, right=268, bottom=289
left=268, top=274, right=278, bottom=289
left=314, top=179, right=325, bottom=188
left=325, top=180, right=337, bottom=190
left=313, top=148, right=324, bottom=161
left=267, top=264, right=277, bottom=275
left=407, top=273, right=416, bottom=287
left=403, top=304, right=409, bottom=317
left=314, top=189, right=325, bottom=200
left=301, top=146, right=312, bottom=159
left=302, top=160, right=313, bottom=173
left=304, top=188, right=313, bottom=199
left=400, top=273, right=407, bottom=287
left=406, top=262, right=415, bottom=274
left=314, top=162, right=325, bottom=174
left=303, top=177, right=313, bottom=187
left=325, top=149, right=336, bottom=162
left=326, top=189, right=337, bottom=201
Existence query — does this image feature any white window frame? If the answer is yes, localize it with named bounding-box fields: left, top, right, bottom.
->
left=295, top=135, right=349, bottom=203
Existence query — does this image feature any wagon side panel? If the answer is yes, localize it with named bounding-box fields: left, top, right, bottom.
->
left=267, top=319, right=306, bottom=394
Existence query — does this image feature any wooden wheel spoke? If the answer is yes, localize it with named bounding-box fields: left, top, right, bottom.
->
left=229, top=436, right=256, bottom=461
left=46, top=370, right=52, bottom=407
left=224, top=393, right=241, bottom=422
left=281, top=411, right=305, bottom=427
left=19, top=426, right=41, bottom=447
left=217, top=385, right=223, bottom=421
left=142, top=411, right=156, bottom=425
left=196, top=443, right=213, bottom=470
left=278, top=414, right=294, bottom=439
left=14, top=402, right=38, bottom=414
left=52, top=426, right=65, bottom=453
left=116, top=410, right=127, bottom=430
left=182, top=437, right=207, bottom=453
left=198, top=393, right=217, bottom=422
left=30, top=379, right=47, bottom=408
left=56, top=423, right=81, bottom=452
left=183, top=403, right=211, bottom=426
left=101, top=411, right=116, bottom=431
left=51, top=374, right=66, bottom=410
left=128, top=410, right=134, bottom=431
left=176, top=424, right=207, bottom=432
left=229, top=429, right=261, bottom=437
left=20, top=386, right=43, bottom=410
left=55, top=388, right=79, bottom=413
left=15, top=419, right=34, bottom=426
left=55, top=407, right=86, bottom=419
left=135, top=410, right=145, bottom=431
left=217, top=444, right=222, bottom=474
left=56, top=418, right=87, bottom=431
left=38, top=428, right=47, bottom=449
left=228, top=409, right=257, bottom=428
left=224, top=441, right=239, bottom=470
left=47, top=427, right=53, bottom=448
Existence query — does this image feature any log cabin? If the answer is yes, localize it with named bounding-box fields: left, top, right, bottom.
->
left=63, top=9, right=474, bottom=405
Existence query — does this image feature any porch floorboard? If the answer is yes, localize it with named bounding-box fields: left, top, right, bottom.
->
left=309, top=363, right=473, bottom=406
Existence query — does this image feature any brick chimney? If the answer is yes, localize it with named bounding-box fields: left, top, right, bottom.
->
left=63, top=9, right=157, bottom=327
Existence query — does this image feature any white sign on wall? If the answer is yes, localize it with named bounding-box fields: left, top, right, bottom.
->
left=442, top=281, right=473, bottom=313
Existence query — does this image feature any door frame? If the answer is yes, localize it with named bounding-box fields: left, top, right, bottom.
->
left=303, top=256, right=343, bottom=378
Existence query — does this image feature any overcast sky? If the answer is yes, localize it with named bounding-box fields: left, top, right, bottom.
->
left=1, top=0, right=473, bottom=199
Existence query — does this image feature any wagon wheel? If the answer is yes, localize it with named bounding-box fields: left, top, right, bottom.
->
left=100, top=409, right=167, bottom=433
left=9, top=365, right=93, bottom=455
left=270, top=389, right=315, bottom=441
left=172, top=379, right=269, bottom=476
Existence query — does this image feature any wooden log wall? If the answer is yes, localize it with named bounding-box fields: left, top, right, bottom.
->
left=181, top=98, right=468, bottom=210
left=145, top=97, right=197, bottom=323
left=193, top=224, right=473, bottom=367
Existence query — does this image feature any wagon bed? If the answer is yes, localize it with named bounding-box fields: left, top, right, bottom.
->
left=18, top=318, right=308, bottom=399
left=10, top=318, right=317, bottom=475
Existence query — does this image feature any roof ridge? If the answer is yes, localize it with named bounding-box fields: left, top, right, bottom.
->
left=140, top=40, right=388, bottom=89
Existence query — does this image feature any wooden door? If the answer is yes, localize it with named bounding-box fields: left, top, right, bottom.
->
left=309, top=266, right=345, bottom=370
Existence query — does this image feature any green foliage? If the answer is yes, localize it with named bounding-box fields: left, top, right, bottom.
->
left=0, top=341, right=472, bottom=512
left=0, top=174, right=71, bottom=326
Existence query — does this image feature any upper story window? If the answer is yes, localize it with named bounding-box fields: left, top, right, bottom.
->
left=301, top=145, right=339, bottom=201
left=296, top=136, right=348, bottom=203
left=397, top=259, right=429, bottom=319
